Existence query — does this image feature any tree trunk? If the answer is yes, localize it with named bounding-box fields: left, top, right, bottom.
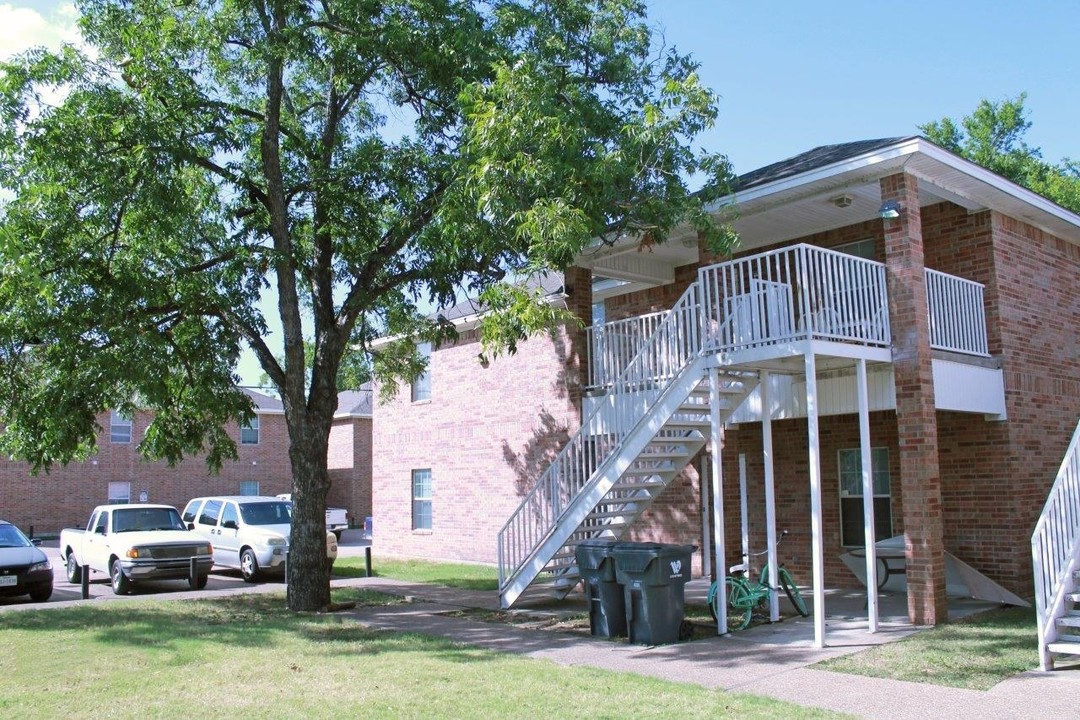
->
left=285, top=416, right=333, bottom=611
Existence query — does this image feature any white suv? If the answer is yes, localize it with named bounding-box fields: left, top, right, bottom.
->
left=181, top=496, right=338, bottom=582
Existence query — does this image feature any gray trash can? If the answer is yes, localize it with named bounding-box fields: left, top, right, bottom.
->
left=575, top=539, right=627, bottom=638
left=613, top=542, right=695, bottom=645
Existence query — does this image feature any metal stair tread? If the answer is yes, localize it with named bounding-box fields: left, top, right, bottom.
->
left=1048, top=640, right=1080, bottom=655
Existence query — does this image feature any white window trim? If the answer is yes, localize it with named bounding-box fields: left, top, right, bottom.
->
left=241, top=416, right=260, bottom=445
left=837, top=446, right=892, bottom=547
left=110, top=410, right=133, bottom=444
left=412, top=468, right=433, bottom=531
left=108, top=481, right=131, bottom=505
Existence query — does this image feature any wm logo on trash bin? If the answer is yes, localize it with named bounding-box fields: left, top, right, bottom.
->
left=669, top=559, right=682, bottom=576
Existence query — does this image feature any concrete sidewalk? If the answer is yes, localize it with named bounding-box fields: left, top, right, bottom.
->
left=334, top=575, right=1080, bottom=720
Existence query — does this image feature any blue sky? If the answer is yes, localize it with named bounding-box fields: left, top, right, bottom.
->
left=3, top=1, right=1078, bottom=384
left=4, top=1, right=1077, bottom=173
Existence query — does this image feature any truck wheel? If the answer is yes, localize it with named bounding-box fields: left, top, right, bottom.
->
left=333, top=530, right=343, bottom=541
left=240, top=549, right=260, bottom=583
left=189, top=573, right=209, bottom=590
left=66, top=553, right=82, bottom=584
left=110, top=559, right=131, bottom=595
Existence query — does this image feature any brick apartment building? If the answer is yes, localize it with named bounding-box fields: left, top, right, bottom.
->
left=372, top=137, right=1080, bottom=632
left=0, top=387, right=373, bottom=533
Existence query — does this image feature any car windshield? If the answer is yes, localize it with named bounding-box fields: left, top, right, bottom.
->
left=239, top=501, right=292, bottom=526
left=112, top=507, right=187, bottom=532
left=0, top=524, right=32, bottom=548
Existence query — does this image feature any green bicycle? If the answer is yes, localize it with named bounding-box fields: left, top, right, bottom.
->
left=706, top=532, right=810, bottom=630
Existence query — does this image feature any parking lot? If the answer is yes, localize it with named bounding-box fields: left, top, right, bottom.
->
left=0, top=531, right=372, bottom=608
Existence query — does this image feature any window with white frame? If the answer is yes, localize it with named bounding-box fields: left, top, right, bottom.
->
left=411, top=342, right=432, bottom=402
left=108, top=481, right=131, bottom=505
left=110, top=410, right=132, bottom=444
left=240, top=416, right=260, bottom=445
left=838, top=447, right=892, bottom=546
left=239, top=480, right=260, bottom=496
left=412, top=469, right=432, bottom=531
left=834, top=238, right=876, bottom=260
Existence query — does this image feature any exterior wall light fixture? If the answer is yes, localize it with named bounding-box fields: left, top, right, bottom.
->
left=878, top=200, right=902, bottom=219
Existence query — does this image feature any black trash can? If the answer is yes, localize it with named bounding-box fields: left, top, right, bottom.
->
left=613, top=542, right=696, bottom=645
left=575, top=539, right=627, bottom=638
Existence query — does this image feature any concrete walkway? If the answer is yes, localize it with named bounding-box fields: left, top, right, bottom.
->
left=334, top=575, right=1080, bottom=720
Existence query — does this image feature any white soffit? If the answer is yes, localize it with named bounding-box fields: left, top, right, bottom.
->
left=719, top=138, right=1080, bottom=247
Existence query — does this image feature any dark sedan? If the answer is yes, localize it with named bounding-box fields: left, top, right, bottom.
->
left=0, top=520, right=53, bottom=602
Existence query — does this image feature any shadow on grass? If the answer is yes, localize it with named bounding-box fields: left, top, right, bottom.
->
left=0, top=587, right=505, bottom=663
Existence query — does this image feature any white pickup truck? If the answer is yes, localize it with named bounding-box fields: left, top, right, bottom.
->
left=276, top=494, right=349, bottom=539
left=59, top=504, right=214, bottom=595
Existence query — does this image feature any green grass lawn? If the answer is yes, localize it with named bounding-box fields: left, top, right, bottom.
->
left=334, top=555, right=499, bottom=590
left=816, top=606, right=1039, bottom=690
left=0, top=589, right=845, bottom=720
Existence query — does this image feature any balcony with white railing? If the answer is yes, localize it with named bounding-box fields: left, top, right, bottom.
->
left=584, top=243, right=992, bottom=390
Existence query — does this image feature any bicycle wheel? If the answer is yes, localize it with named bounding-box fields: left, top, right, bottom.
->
left=707, top=580, right=720, bottom=622
left=778, top=566, right=809, bottom=617
left=726, top=576, right=755, bottom=630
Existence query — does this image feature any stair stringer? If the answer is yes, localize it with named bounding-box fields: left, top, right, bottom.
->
left=500, top=357, right=757, bottom=607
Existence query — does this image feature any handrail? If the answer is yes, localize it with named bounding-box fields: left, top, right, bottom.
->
left=584, top=310, right=669, bottom=390
left=497, top=281, right=701, bottom=588
left=925, top=269, right=989, bottom=356
left=1032, top=419, right=1080, bottom=670
left=697, top=243, right=890, bottom=352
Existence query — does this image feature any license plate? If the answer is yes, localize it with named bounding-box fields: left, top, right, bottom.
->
left=0, top=575, right=16, bottom=586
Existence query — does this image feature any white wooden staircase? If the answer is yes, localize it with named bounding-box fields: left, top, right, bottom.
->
left=1032, top=420, right=1080, bottom=670
left=497, top=281, right=758, bottom=608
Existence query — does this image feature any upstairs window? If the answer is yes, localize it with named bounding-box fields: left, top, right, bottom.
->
left=241, top=416, right=260, bottom=445
left=411, top=342, right=432, bottom=402
left=834, top=238, right=876, bottom=260
left=110, top=411, right=132, bottom=444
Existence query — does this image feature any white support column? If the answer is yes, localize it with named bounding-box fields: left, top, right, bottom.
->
left=805, top=352, right=826, bottom=648
left=701, top=457, right=712, bottom=578
left=762, top=370, right=779, bottom=622
left=858, top=359, right=879, bottom=632
left=709, top=367, right=727, bottom=635
left=739, top=454, right=749, bottom=571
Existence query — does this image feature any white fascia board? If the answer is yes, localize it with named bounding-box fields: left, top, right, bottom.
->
left=713, top=137, right=1080, bottom=237
left=914, top=141, right=1080, bottom=231
left=708, top=138, right=923, bottom=211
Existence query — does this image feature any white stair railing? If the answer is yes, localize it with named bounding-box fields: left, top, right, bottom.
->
left=1032, top=420, right=1080, bottom=670
left=497, top=281, right=702, bottom=590
left=585, top=310, right=669, bottom=391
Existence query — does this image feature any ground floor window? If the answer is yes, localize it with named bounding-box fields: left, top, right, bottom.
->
left=412, top=469, right=432, bottom=531
left=838, top=447, right=892, bottom=546
left=108, top=481, right=131, bottom=505
left=240, top=480, right=260, bottom=496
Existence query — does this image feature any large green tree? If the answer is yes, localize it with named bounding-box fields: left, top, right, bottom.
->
left=0, top=0, right=733, bottom=610
left=921, top=93, right=1080, bottom=213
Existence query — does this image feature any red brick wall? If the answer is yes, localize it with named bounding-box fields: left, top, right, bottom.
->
left=371, top=324, right=583, bottom=564
left=327, top=416, right=373, bottom=526
left=987, top=212, right=1080, bottom=586
left=719, top=413, right=902, bottom=587
left=0, top=410, right=293, bottom=534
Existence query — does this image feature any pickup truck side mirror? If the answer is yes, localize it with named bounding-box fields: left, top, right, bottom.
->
left=187, top=522, right=195, bottom=530
left=30, top=538, right=41, bottom=547
left=222, top=520, right=238, bottom=530
left=94, top=526, right=106, bottom=535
